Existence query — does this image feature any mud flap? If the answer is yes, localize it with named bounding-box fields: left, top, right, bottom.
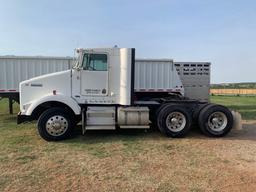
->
left=232, top=111, right=242, bottom=130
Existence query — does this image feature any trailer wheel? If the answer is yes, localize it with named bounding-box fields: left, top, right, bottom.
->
left=198, top=104, right=233, bottom=137
left=37, top=107, right=74, bottom=141
left=157, top=104, right=192, bottom=137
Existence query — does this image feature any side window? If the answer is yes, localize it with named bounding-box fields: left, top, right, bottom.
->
left=82, top=53, right=107, bottom=71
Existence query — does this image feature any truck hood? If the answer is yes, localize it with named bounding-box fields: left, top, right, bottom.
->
left=19, top=70, right=71, bottom=111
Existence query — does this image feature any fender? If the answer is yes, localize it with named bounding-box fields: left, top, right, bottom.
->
left=25, top=94, right=81, bottom=116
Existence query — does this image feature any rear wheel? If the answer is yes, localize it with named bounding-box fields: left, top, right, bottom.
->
left=198, top=104, right=233, bottom=137
left=157, top=104, right=192, bottom=137
left=37, top=107, right=74, bottom=141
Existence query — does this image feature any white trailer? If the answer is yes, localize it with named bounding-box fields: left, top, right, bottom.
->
left=0, top=56, right=210, bottom=114
left=16, top=48, right=233, bottom=141
left=0, top=56, right=72, bottom=92
left=0, top=57, right=209, bottom=100
left=0, top=56, right=72, bottom=113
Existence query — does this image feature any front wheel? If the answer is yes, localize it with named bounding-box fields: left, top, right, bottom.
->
left=37, top=107, right=74, bottom=141
left=198, top=104, right=233, bottom=137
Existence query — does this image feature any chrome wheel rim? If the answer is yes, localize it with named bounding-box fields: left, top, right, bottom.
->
left=46, top=115, right=68, bottom=136
left=166, top=112, right=186, bottom=132
left=207, top=112, right=227, bottom=132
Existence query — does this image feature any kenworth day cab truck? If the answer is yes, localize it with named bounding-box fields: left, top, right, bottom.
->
left=17, top=48, right=233, bottom=141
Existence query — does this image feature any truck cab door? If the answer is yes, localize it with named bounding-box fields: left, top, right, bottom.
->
left=80, top=53, right=108, bottom=96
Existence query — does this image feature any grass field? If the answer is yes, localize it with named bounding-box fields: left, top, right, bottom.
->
left=0, top=96, right=256, bottom=191
left=211, top=95, right=256, bottom=120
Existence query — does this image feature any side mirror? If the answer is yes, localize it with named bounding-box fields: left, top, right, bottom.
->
left=72, top=60, right=82, bottom=71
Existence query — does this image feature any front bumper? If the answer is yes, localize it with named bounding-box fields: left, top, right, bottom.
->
left=17, top=112, right=33, bottom=124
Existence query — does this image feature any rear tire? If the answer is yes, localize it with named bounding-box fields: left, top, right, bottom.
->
left=198, top=104, right=233, bottom=137
left=157, top=104, right=192, bottom=137
left=37, top=107, right=74, bottom=141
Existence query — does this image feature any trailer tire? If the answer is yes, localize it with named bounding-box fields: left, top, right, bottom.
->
left=157, top=104, right=192, bottom=138
left=37, top=107, right=74, bottom=141
left=198, top=104, right=233, bottom=137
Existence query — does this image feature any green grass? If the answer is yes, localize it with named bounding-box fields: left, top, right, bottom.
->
left=211, top=95, right=256, bottom=120
left=0, top=96, right=255, bottom=191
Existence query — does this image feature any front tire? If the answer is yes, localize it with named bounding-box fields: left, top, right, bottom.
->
left=198, top=104, right=233, bottom=137
left=157, top=104, right=192, bottom=138
left=37, top=107, right=74, bottom=141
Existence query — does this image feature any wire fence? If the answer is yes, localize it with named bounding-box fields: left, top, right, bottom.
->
left=210, top=89, right=256, bottom=96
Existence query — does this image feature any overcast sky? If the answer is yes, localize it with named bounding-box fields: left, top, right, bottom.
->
left=0, top=0, right=255, bottom=83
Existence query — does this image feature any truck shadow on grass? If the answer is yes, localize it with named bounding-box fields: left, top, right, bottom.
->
left=66, top=126, right=160, bottom=144
left=63, top=123, right=256, bottom=145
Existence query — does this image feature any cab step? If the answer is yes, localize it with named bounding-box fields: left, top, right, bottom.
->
left=82, top=107, right=116, bottom=133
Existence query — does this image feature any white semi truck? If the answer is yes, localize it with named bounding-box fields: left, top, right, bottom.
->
left=17, top=48, right=233, bottom=141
